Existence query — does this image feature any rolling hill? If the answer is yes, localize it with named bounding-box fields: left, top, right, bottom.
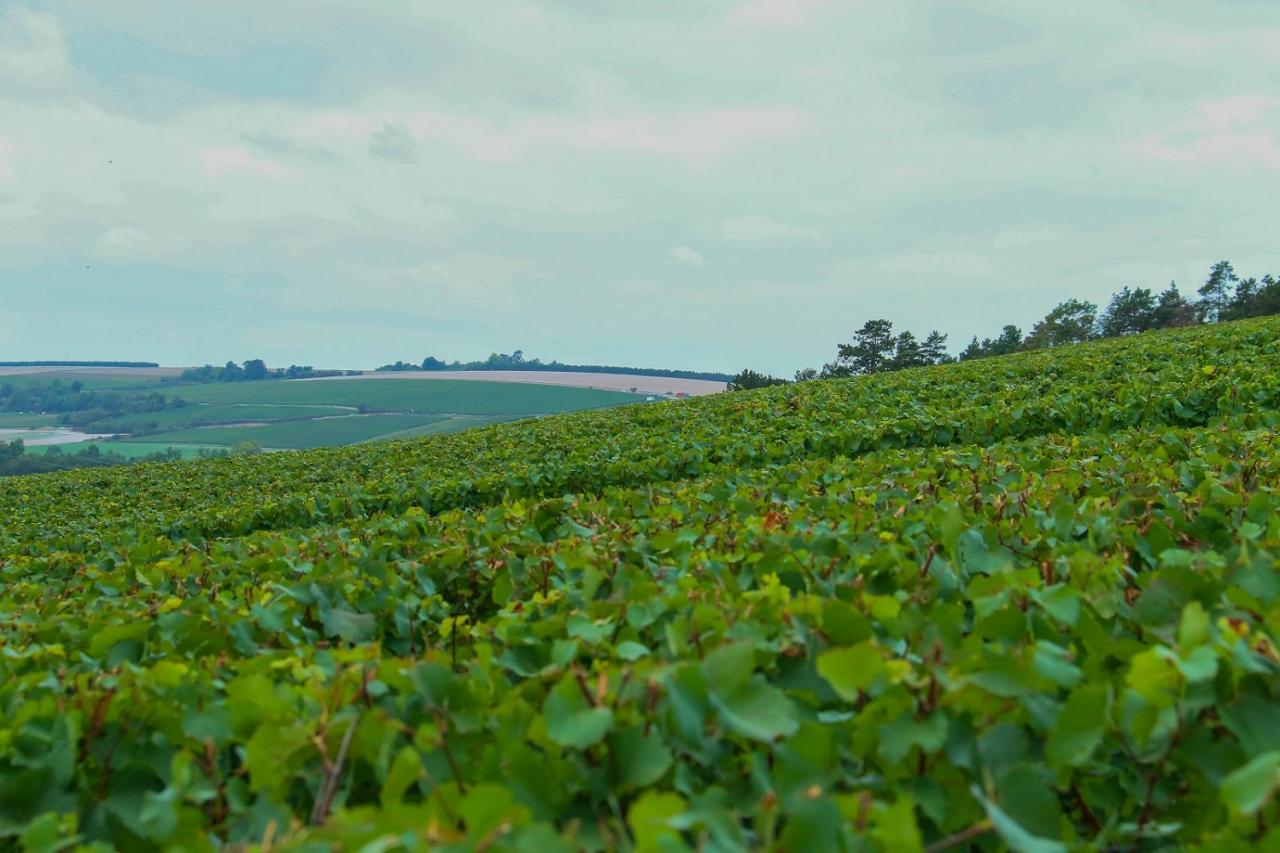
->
left=0, top=318, right=1277, bottom=850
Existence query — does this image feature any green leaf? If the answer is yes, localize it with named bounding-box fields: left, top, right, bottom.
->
left=1031, top=585, right=1080, bottom=627
left=628, top=791, right=686, bottom=853
left=870, top=797, right=923, bottom=853
left=88, top=622, right=148, bottom=658
left=244, top=721, right=310, bottom=794
left=1126, top=649, right=1179, bottom=708
left=18, top=812, right=79, bottom=853
left=543, top=675, right=614, bottom=750
left=1032, top=641, right=1082, bottom=689
left=1046, top=685, right=1108, bottom=768
left=381, top=746, right=423, bottom=807
left=816, top=642, right=884, bottom=701
left=779, top=795, right=843, bottom=852
left=321, top=607, right=376, bottom=643
left=611, top=726, right=673, bottom=790
left=138, top=786, right=181, bottom=841
left=1178, top=601, right=1210, bottom=649
left=1221, top=751, right=1280, bottom=816
left=226, top=672, right=291, bottom=733
left=615, top=641, right=651, bottom=661
left=995, top=764, right=1064, bottom=839
left=701, top=641, right=798, bottom=742
left=711, top=677, right=799, bottom=743
left=879, top=714, right=947, bottom=764
left=459, top=783, right=528, bottom=839
left=972, top=786, right=1067, bottom=853
left=958, top=528, right=1012, bottom=575
left=1176, top=645, right=1218, bottom=683
left=702, top=642, right=755, bottom=693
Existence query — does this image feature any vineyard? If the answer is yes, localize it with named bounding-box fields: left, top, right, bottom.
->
left=1, top=318, right=1278, bottom=851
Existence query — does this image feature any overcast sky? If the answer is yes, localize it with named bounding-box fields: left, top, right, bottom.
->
left=2, top=1, right=1277, bottom=374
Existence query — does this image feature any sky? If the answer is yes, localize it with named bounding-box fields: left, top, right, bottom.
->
left=1, top=1, right=1278, bottom=375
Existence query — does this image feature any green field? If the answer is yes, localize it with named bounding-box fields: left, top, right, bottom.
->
left=0, top=371, right=163, bottom=391
left=5, top=377, right=639, bottom=455
left=376, top=413, right=521, bottom=440
left=123, top=413, right=452, bottom=449
left=1, top=319, right=1278, bottom=850
left=25, top=441, right=224, bottom=459
left=0, top=413, right=59, bottom=428
left=93, top=402, right=353, bottom=433
left=174, top=377, right=637, bottom=415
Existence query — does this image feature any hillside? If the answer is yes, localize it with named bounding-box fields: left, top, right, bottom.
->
left=1, top=318, right=1278, bottom=850
left=0, top=376, right=637, bottom=466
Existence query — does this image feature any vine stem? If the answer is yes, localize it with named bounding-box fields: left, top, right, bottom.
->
left=925, top=819, right=992, bottom=853
left=310, top=715, right=359, bottom=826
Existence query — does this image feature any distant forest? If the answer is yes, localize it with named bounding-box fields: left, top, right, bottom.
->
left=0, top=360, right=159, bottom=368
left=377, top=351, right=732, bottom=383
left=731, top=260, right=1279, bottom=389
left=174, top=360, right=359, bottom=383
left=0, top=378, right=187, bottom=431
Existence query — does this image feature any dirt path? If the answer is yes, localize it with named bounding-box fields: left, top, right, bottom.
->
left=0, top=428, right=118, bottom=446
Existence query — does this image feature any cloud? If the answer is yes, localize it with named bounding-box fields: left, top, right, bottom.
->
left=343, top=251, right=531, bottom=312
left=6, top=1, right=1280, bottom=374
left=200, top=146, right=299, bottom=182
left=720, top=214, right=825, bottom=245
left=0, top=135, right=13, bottom=182
left=881, top=251, right=993, bottom=278
left=242, top=132, right=341, bottom=165
left=1106, top=262, right=1179, bottom=286
left=670, top=246, right=704, bottom=266
left=369, top=121, right=420, bottom=163
left=1130, top=95, right=1280, bottom=171
left=97, top=225, right=180, bottom=260
left=727, top=0, right=836, bottom=29
left=992, top=228, right=1059, bottom=251
left=98, top=226, right=151, bottom=257
left=0, top=6, right=69, bottom=84
left=369, top=105, right=813, bottom=170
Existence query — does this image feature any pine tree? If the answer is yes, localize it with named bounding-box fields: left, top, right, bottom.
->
left=1198, top=261, right=1236, bottom=322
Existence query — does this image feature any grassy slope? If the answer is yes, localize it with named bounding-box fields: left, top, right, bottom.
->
left=5, top=378, right=636, bottom=451
left=93, top=403, right=353, bottom=432
left=25, top=441, right=223, bottom=459
left=0, top=372, right=162, bottom=391
left=174, top=377, right=638, bottom=414
left=9, top=317, right=1278, bottom=551
left=375, top=414, right=521, bottom=440
left=0, top=413, right=60, bottom=428
left=123, top=413, right=452, bottom=449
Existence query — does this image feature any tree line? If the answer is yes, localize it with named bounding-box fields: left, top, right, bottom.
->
left=377, top=350, right=733, bottom=383
left=175, top=360, right=356, bottom=383
left=0, top=439, right=260, bottom=478
left=729, top=260, right=1278, bottom=389
left=0, top=379, right=187, bottom=431
left=0, top=439, right=185, bottom=477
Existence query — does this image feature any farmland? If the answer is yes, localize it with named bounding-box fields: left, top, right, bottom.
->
left=123, top=414, right=453, bottom=451
left=0, top=414, right=60, bottom=429
left=0, top=375, right=637, bottom=461
left=22, top=441, right=224, bottom=460
left=0, top=318, right=1278, bottom=850
left=91, top=404, right=352, bottom=434
left=173, top=378, right=639, bottom=415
